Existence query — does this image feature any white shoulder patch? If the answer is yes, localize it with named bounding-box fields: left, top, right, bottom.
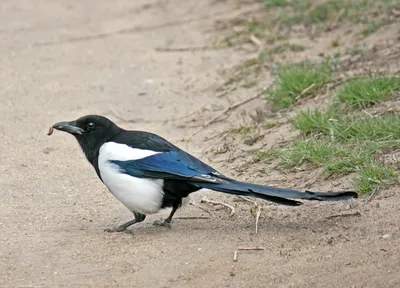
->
left=99, top=142, right=161, bottom=161
left=98, top=142, right=164, bottom=215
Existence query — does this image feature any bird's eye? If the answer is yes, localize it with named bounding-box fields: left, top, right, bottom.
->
left=87, top=122, right=96, bottom=130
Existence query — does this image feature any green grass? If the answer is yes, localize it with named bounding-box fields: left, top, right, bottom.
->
left=336, top=76, right=400, bottom=108
left=267, top=139, right=398, bottom=193
left=261, top=0, right=396, bottom=34
left=267, top=59, right=332, bottom=111
left=220, top=0, right=396, bottom=50
left=263, top=0, right=289, bottom=7
left=294, top=111, right=400, bottom=142
left=259, top=75, right=400, bottom=194
left=355, top=164, right=397, bottom=194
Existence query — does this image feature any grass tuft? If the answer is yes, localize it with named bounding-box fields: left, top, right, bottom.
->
left=294, top=111, right=400, bottom=142
left=336, top=76, right=400, bottom=108
left=267, top=59, right=332, bottom=111
left=355, top=164, right=397, bottom=194
left=261, top=74, right=400, bottom=194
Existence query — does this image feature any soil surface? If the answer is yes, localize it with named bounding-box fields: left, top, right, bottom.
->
left=1, top=1, right=399, bottom=287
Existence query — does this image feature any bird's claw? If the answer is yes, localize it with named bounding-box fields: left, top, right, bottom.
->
left=153, top=220, right=172, bottom=228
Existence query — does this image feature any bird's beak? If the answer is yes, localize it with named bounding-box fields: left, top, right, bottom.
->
left=52, top=121, right=84, bottom=135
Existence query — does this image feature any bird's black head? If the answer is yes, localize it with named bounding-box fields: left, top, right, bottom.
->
left=51, top=115, right=122, bottom=162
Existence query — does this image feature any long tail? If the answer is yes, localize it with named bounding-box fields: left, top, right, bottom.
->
left=190, top=180, right=358, bottom=206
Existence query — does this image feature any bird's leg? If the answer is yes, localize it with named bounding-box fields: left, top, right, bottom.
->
left=153, top=203, right=179, bottom=228
left=105, top=213, right=146, bottom=233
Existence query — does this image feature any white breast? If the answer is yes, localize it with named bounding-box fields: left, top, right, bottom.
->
left=98, top=142, right=165, bottom=215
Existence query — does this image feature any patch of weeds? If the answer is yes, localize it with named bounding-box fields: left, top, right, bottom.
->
left=267, top=59, right=332, bottom=111
left=294, top=111, right=400, bottom=142
left=354, top=164, right=397, bottom=193
left=261, top=73, right=400, bottom=193
left=292, top=108, right=338, bottom=135
left=338, top=116, right=400, bottom=142
left=252, top=148, right=280, bottom=163
left=264, top=121, right=279, bottom=129
left=229, top=125, right=257, bottom=138
left=274, top=137, right=398, bottom=193
left=271, top=43, right=306, bottom=54
left=277, top=139, right=349, bottom=169
left=336, top=76, right=400, bottom=108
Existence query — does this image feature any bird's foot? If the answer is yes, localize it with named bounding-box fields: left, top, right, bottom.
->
left=153, top=220, right=172, bottom=228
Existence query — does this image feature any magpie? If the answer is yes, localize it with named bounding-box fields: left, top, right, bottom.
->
left=49, top=114, right=358, bottom=232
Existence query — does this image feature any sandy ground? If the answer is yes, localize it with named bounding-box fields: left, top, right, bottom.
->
left=1, top=1, right=400, bottom=287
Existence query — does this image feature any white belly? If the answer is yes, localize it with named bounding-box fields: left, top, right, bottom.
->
left=98, top=142, right=165, bottom=215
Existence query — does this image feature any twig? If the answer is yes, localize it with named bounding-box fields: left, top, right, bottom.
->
left=189, top=201, right=212, bottom=216
left=233, top=250, right=238, bottom=262
left=325, top=211, right=361, bottom=219
left=216, top=86, right=237, bottom=98
left=255, top=205, right=262, bottom=235
left=249, top=34, right=261, bottom=47
left=238, top=247, right=265, bottom=251
left=190, top=85, right=273, bottom=137
left=237, top=196, right=263, bottom=234
left=367, top=187, right=379, bottom=203
left=201, top=197, right=236, bottom=217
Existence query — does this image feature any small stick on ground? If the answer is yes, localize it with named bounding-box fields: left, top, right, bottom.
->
left=255, top=205, right=262, bottom=235
left=233, top=250, right=238, bottom=262
left=249, top=34, right=261, bottom=47
left=237, top=196, right=263, bottom=234
left=191, top=84, right=273, bottom=137
left=238, top=247, right=265, bottom=251
left=201, top=197, right=236, bottom=217
left=325, top=211, right=361, bottom=219
left=189, top=201, right=212, bottom=216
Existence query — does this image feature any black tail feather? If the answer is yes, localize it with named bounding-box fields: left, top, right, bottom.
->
left=190, top=180, right=357, bottom=206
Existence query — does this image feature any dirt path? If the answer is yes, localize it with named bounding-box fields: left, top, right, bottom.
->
left=1, top=1, right=399, bottom=287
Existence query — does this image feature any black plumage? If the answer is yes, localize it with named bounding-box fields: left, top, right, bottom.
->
left=50, top=114, right=358, bottom=232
